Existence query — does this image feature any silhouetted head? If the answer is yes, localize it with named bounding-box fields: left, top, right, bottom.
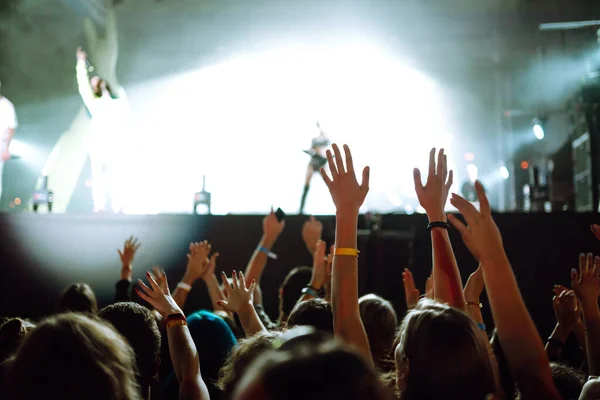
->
left=0, top=318, right=36, bottom=364
left=233, top=330, right=392, bottom=400
left=359, top=294, right=398, bottom=371
left=287, top=298, right=333, bottom=333
left=99, top=302, right=161, bottom=396
left=279, top=267, right=312, bottom=322
left=395, top=298, right=496, bottom=399
left=5, top=313, right=140, bottom=400
left=56, top=283, right=98, bottom=314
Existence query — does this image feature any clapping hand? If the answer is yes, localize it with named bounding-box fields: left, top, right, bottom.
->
left=184, top=241, right=212, bottom=282
left=136, top=270, right=182, bottom=318
left=552, top=288, right=579, bottom=332
left=320, top=144, right=369, bottom=215
left=402, top=268, right=420, bottom=309
left=202, top=252, right=220, bottom=282
left=218, top=271, right=256, bottom=314
left=413, top=148, right=453, bottom=220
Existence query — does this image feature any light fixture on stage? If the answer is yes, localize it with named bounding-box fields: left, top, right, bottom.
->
left=193, top=176, right=211, bottom=215
left=500, top=165, right=510, bottom=180
left=32, top=175, right=54, bottom=213
left=533, top=117, right=545, bottom=140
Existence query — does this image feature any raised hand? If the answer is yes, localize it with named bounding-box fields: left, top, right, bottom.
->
left=302, top=216, right=323, bottom=254
left=402, top=268, right=420, bottom=309
left=320, top=144, right=369, bottom=215
left=151, top=266, right=168, bottom=292
left=136, top=270, right=182, bottom=318
left=263, top=209, right=285, bottom=240
left=309, top=240, right=328, bottom=290
left=447, top=181, right=504, bottom=263
left=202, top=252, right=220, bottom=282
left=571, top=253, right=600, bottom=308
left=413, top=148, right=453, bottom=220
left=552, top=289, right=579, bottom=332
left=118, top=236, right=141, bottom=281
left=218, top=271, right=256, bottom=314
left=464, top=266, right=485, bottom=303
left=184, top=241, right=211, bottom=282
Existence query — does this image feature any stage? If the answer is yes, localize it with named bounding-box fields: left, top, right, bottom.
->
left=1, top=211, right=598, bottom=337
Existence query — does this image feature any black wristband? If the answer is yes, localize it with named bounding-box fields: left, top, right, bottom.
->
left=427, top=221, right=451, bottom=231
left=547, top=337, right=565, bottom=348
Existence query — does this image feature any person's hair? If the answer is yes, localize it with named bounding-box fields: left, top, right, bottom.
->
left=279, top=267, right=312, bottom=318
left=359, top=293, right=398, bottom=372
left=99, top=302, right=161, bottom=390
left=5, top=313, right=140, bottom=400
left=287, top=298, right=333, bottom=333
left=218, top=330, right=282, bottom=395
left=395, top=298, right=496, bottom=400
left=236, top=335, right=393, bottom=400
left=56, top=283, right=98, bottom=314
left=550, top=363, right=585, bottom=400
left=0, top=318, right=36, bottom=364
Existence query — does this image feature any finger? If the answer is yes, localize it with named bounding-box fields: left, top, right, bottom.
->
left=436, top=148, right=444, bottom=177
left=594, top=256, right=600, bottom=278
left=332, top=144, right=346, bottom=175
left=135, top=287, right=154, bottom=305
left=402, top=268, right=416, bottom=292
left=580, top=253, right=585, bottom=277
left=210, top=252, right=220, bottom=263
left=587, top=253, right=594, bottom=275
left=221, top=272, right=232, bottom=291
left=553, top=285, right=569, bottom=296
left=428, top=148, right=436, bottom=180
left=231, top=270, right=239, bottom=289
left=146, top=271, right=161, bottom=292
left=217, top=300, right=234, bottom=313
left=249, top=280, right=257, bottom=295
left=320, top=167, right=333, bottom=188
left=343, top=144, right=355, bottom=175
left=326, top=149, right=338, bottom=176
left=310, top=215, right=315, bottom=222
left=413, top=168, right=424, bottom=194
left=161, top=269, right=169, bottom=293
left=137, top=279, right=153, bottom=296
left=571, top=268, right=579, bottom=290
left=445, top=170, right=454, bottom=192
left=475, top=181, right=490, bottom=215
left=238, top=271, right=247, bottom=290
left=118, top=249, right=123, bottom=258
left=552, top=295, right=559, bottom=307
left=450, top=194, right=480, bottom=225
left=442, top=154, right=448, bottom=182
left=361, top=166, right=370, bottom=194
left=447, top=213, right=469, bottom=237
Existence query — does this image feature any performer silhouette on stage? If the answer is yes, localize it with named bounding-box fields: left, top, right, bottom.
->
left=76, top=46, right=127, bottom=213
left=300, top=121, right=329, bottom=214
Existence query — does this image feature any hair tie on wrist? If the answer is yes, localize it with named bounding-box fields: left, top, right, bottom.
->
left=258, top=247, right=278, bottom=260
left=176, top=282, right=192, bottom=292
left=466, top=301, right=483, bottom=308
left=427, top=221, right=451, bottom=231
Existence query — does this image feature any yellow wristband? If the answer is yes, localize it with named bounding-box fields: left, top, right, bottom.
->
left=166, top=319, right=188, bottom=329
left=333, top=248, right=359, bottom=257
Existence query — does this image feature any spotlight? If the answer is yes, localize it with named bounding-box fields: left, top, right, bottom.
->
left=533, top=117, right=545, bottom=140
left=500, top=166, right=510, bottom=180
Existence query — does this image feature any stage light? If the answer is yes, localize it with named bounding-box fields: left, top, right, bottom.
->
left=464, top=152, right=475, bottom=162
left=521, top=161, right=529, bottom=170
left=500, top=166, right=510, bottom=180
left=533, top=118, right=545, bottom=140
left=467, top=163, right=479, bottom=182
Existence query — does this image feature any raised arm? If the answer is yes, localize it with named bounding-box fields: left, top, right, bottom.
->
left=448, top=182, right=560, bottom=399
left=302, top=216, right=323, bottom=256
left=115, top=236, right=140, bottom=302
left=243, top=211, right=284, bottom=287
left=463, top=265, right=485, bottom=328
left=136, top=270, right=209, bottom=400
left=572, top=253, right=600, bottom=376
left=200, top=253, right=230, bottom=318
left=296, top=240, right=327, bottom=303
left=402, top=268, right=421, bottom=310
left=320, top=143, right=372, bottom=362
left=414, top=148, right=465, bottom=311
left=75, top=47, right=95, bottom=109
left=545, top=287, right=579, bottom=362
